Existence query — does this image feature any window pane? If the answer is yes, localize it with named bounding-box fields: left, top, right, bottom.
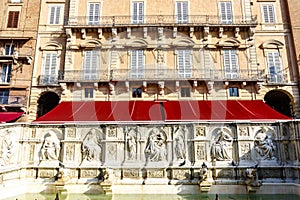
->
left=0, top=90, right=9, bottom=104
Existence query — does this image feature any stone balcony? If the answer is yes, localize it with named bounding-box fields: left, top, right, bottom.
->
left=65, top=15, right=258, bottom=28
left=56, top=69, right=265, bottom=83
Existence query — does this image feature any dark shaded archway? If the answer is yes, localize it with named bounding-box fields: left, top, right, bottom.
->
left=37, top=92, right=60, bottom=118
left=264, top=90, right=292, bottom=117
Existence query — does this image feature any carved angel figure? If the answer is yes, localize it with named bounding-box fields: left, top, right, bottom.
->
left=127, top=129, right=137, bottom=160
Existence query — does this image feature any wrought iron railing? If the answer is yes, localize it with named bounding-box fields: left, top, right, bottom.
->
left=57, top=69, right=265, bottom=82
left=66, top=15, right=257, bottom=27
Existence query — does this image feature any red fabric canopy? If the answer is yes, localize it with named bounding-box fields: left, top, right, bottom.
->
left=33, top=100, right=291, bottom=124
left=0, top=112, right=24, bottom=123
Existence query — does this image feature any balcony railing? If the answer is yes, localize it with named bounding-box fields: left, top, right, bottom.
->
left=58, top=70, right=109, bottom=82
left=38, top=75, right=58, bottom=85
left=66, top=15, right=257, bottom=27
left=58, top=69, right=265, bottom=82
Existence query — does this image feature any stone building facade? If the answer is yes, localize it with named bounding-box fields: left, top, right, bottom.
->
left=26, top=0, right=300, bottom=121
left=0, top=0, right=40, bottom=121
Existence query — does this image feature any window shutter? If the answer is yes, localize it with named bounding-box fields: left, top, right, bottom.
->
left=7, top=11, right=19, bottom=28
left=2, top=64, right=12, bottom=83
left=263, top=5, right=275, bottom=23
left=55, top=6, right=61, bottom=24
left=132, top=2, right=144, bottom=23
left=130, top=50, right=144, bottom=78
left=88, top=3, right=100, bottom=24
left=177, top=1, right=188, bottom=23
left=49, top=7, right=56, bottom=24
left=84, top=50, right=98, bottom=80
left=43, top=53, right=57, bottom=84
left=220, top=2, right=232, bottom=24
left=224, top=50, right=238, bottom=79
left=177, top=50, right=191, bottom=78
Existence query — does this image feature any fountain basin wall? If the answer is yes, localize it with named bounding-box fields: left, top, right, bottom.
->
left=0, top=121, right=299, bottom=197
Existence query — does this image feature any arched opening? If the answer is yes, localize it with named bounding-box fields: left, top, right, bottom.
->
left=37, top=92, right=60, bottom=118
left=264, top=90, right=293, bottom=117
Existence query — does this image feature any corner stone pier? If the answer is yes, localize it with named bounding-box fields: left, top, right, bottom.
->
left=0, top=121, right=300, bottom=198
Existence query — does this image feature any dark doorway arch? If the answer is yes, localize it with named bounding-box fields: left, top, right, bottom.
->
left=264, top=90, right=292, bottom=117
left=37, top=92, right=60, bottom=118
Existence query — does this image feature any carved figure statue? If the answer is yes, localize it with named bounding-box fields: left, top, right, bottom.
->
left=0, top=130, right=16, bottom=166
left=127, top=129, right=137, bottom=160
left=82, top=128, right=102, bottom=162
left=40, top=131, right=60, bottom=160
left=174, top=126, right=187, bottom=160
left=210, top=129, right=232, bottom=161
left=245, top=166, right=262, bottom=187
left=254, top=129, right=275, bottom=160
left=200, top=162, right=208, bottom=181
left=145, top=128, right=167, bottom=162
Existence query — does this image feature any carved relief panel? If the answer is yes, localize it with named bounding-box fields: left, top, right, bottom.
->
left=253, top=127, right=277, bottom=162
left=81, top=128, right=104, bottom=166
left=210, top=127, right=233, bottom=162
left=144, top=127, right=167, bottom=163
left=0, top=129, right=17, bottom=166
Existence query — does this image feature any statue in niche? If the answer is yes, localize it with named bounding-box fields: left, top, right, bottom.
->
left=126, top=128, right=137, bottom=160
left=40, top=131, right=60, bottom=160
left=254, top=128, right=275, bottom=160
left=0, top=130, right=16, bottom=166
left=157, top=49, right=164, bottom=63
left=145, top=128, right=167, bottom=162
left=174, top=126, right=187, bottom=160
left=210, top=129, right=233, bottom=161
left=82, top=128, right=102, bottom=162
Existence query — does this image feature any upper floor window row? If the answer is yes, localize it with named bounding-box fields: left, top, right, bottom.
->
left=74, top=1, right=251, bottom=25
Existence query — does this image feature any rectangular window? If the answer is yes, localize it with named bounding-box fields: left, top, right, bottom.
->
left=42, top=53, right=57, bottom=84
left=181, top=87, right=191, bottom=97
left=223, top=49, right=239, bottom=79
left=132, top=87, right=142, bottom=98
left=229, top=87, right=239, bottom=97
left=4, top=44, right=14, bottom=55
left=1, top=64, right=12, bottom=83
left=176, top=1, right=188, bottom=23
left=219, top=1, right=233, bottom=24
left=177, top=49, right=191, bottom=78
left=83, top=50, right=99, bottom=80
left=88, top=3, right=101, bottom=25
left=132, top=1, right=144, bottom=24
left=7, top=11, right=19, bottom=28
left=49, top=6, right=62, bottom=24
left=130, top=50, right=144, bottom=78
left=84, top=88, right=94, bottom=98
left=0, top=90, right=9, bottom=104
left=267, top=52, right=282, bottom=83
left=262, top=4, right=275, bottom=23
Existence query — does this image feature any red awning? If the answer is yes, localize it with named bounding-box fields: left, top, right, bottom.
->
left=0, top=112, right=24, bottom=123
left=33, top=100, right=291, bottom=124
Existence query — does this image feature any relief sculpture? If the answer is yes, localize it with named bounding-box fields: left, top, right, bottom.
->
left=126, top=128, right=137, bottom=160
left=174, top=126, right=187, bottom=160
left=144, top=128, right=167, bottom=162
left=210, top=128, right=233, bottom=161
left=40, top=130, right=60, bottom=161
left=0, top=130, right=16, bottom=166
left=82, top=128, right=102, bottom=162
left=254, top=127, right=276, bottom=160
